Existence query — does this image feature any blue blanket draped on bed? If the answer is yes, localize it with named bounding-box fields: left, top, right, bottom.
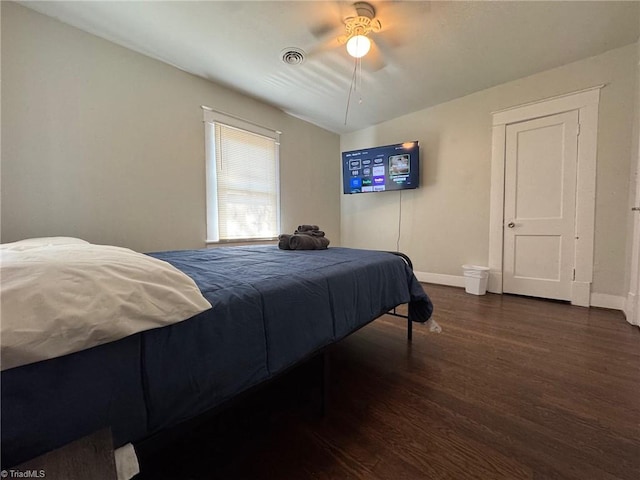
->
left=1, top=246, right=432, bottom=468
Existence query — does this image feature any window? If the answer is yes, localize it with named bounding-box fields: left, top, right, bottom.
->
left=203, top=108, right=280, bottom=242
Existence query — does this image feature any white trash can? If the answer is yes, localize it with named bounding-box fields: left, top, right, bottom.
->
left=462, top=265, right=490, bottom=295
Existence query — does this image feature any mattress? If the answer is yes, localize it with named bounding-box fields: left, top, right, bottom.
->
left=1, top=246, right=433, bottom=467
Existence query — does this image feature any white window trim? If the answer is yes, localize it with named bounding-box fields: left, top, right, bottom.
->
left=202, top=106, right=281, bottom=244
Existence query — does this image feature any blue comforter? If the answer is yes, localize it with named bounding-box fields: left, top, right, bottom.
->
left=1, top=246, right=432, bottom=467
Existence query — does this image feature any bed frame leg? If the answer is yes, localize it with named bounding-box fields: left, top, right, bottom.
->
left=320, top=350, right=330, bottom=417
left=407, top=318, right=412, bottom=341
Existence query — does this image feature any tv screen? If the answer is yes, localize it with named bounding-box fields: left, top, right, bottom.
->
left=342, top=141, right=419, bottom=194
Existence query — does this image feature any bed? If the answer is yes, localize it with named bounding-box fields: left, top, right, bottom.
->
left=1, top=242, right=434, bottom=469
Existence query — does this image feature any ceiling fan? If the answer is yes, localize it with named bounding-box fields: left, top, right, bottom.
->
left=336, top=2, right=382, bottom=59
left=305, top=1, right=391, bottom=71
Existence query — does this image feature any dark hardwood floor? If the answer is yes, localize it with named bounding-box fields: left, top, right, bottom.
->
left=136, top=284, right=640, bottom=480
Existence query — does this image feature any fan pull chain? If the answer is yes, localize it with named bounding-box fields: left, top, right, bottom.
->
left=344, top=57, right=365, bottom=125
left=358, top=57, right=363, bottom=104
left=344, top=58, right=359, bottom=125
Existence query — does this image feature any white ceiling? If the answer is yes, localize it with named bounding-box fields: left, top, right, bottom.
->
left=21, top=1, right=640, bottom=134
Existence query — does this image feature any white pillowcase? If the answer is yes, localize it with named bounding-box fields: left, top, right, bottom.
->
left=0, top=243, right=212, bottom=371
left=1, top=236, right=90, bottom=251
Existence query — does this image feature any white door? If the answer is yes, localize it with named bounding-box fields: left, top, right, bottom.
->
left=503, top=110, right=579, bottom=301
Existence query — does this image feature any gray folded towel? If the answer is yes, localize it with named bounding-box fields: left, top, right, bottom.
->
left=289, top=234, right=330, bottom=250
left=296, top=224, right=319, bottom=233
left=279, top=225, right=330, bottom=250
left=295, top=229, right=325, bottom=237
left=278, top=233, right=292, bottom=250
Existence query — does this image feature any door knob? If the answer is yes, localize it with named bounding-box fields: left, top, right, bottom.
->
left=507, top=222, right=515, bottom=228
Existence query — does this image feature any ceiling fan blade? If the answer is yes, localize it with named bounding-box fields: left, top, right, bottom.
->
left=374, top=1, right=431, bottom=49
left=303, top=0, right=351, bottom=60
left=361, top=40, right=387, bottom=72
left=308, top=20, right=346, bottom=48
left=306, top=0, right=346, bottom=40
left=305, top=35, right=341, bottom=59
left=371, top=34, right=396, bottom=61
left=376, top=25, right=408, bottom=50
left=309, top=20, right=339, bottom=40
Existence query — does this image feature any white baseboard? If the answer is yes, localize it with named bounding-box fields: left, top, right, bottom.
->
left=590, top=293, right=626, bottom=311
left=414, top=271, right=465, bottom=288
left=415, top=272, right=626, bottom=313
left=624, top=292, right=639, bottom=326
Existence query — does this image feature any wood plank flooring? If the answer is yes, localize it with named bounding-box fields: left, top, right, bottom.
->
left=135, top=284, right=640, bottom=480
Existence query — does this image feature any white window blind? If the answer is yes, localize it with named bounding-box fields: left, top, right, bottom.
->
left=203, top=108, right=280, bottom=242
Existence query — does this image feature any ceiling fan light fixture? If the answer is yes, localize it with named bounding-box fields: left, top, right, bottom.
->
left=346, top=35, right=371, bottom=58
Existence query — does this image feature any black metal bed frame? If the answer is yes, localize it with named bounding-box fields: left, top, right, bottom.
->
left=385, top=251, right=414, bottom=341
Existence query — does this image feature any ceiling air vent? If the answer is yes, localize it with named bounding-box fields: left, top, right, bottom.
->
left=280, top=48, right=306, bottom=65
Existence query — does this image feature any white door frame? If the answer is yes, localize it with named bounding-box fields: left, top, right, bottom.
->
left=624, top=49, right=640, bottom=326
left=625, top=144, right=640, bottom=326
left=488, top=86, right=603, bottom=307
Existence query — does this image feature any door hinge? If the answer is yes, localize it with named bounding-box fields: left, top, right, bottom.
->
left=577, top=123, right=581, bottom=136
left=573, top=269, right=576, bottom=281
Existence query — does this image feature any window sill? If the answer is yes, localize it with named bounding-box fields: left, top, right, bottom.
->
left=206, top=238, right=278, bottom=248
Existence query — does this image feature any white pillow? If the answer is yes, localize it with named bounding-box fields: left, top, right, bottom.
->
left=1, top=237, right=90, bottom=251
left=0, top=243, right=212, bottom=371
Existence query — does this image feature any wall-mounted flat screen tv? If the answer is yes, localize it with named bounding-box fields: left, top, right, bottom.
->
left=342, top=141, right=419, bottom=194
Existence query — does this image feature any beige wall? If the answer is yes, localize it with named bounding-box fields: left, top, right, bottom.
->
left=341, top=43, right=637, bottom=297
left=1, top=2, right=340, bottom=253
